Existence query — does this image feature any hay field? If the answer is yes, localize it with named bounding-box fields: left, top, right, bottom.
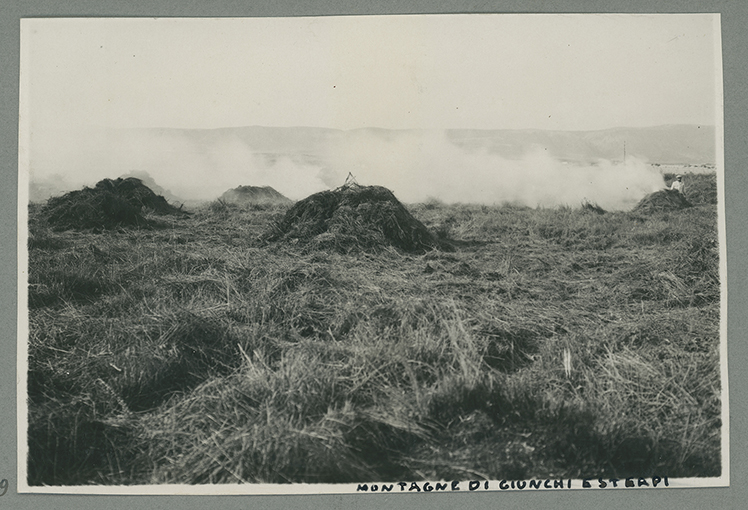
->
left=25, top=173, right=721, bottom=485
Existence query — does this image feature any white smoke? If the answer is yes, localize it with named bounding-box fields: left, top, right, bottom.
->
left=28, top=126, right=664, bottom=209
left=28, top=127, right=329, bottom=202
left=323, top=129, right=664, bottom=210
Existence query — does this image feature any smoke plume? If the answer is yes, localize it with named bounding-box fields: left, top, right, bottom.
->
left=323, top=130, right=664, bottom=210
left=28, top=127, right=665, bottom=210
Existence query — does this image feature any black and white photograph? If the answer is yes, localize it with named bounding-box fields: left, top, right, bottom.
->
left=17, top=14, right=727, bottom=494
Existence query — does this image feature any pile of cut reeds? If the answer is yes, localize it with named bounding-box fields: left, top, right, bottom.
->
left=41, top=177, right=184, bottom=231
left=264, top=183, right=444, bottom=252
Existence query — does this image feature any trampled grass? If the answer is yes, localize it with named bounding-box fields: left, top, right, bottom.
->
left=24, top=173, right=722, bottom=485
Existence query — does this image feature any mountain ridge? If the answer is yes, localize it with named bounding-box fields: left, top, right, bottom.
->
left=122, top=124, right=715, bottom=165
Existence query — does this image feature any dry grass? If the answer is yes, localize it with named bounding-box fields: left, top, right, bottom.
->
left=25, top=172, right=722, bottom=485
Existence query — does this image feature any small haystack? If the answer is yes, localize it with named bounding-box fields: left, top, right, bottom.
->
left=633, top=189, right=692, bottom=213
left=264, top=182, right=442, bottom=252
left=41, top=177, right=184, bottom=231
left=219, top=185, right=292, bottom=206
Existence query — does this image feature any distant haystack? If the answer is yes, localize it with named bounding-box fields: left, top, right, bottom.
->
left=219, top=185, right=292, bottom=206
left=41, top=177, right=184, bottom=231
left=264, top=182, right=443, bottom=253
left=633, top=189, right=692, bottom=213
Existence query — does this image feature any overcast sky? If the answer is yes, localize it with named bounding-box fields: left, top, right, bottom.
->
left=21, top=14, right=721, bottom=132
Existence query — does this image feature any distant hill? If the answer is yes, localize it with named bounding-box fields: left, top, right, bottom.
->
left=139, top=126, right=343, bottom=157
left=137, top=124, right=715, bottom=166
left=445, top=125, right=715, bottom=165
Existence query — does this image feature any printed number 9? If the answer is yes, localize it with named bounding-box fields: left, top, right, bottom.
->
left=0, top=479, right=7, bottom=496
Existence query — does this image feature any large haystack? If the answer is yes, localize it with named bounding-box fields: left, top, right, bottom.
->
left=41, top=177, right=184, bottom=231
left=264, top=183, right=441, bottom=252
left=219, top=185, right=292, bottom=206
left=633, top=189, right=692, bottom=213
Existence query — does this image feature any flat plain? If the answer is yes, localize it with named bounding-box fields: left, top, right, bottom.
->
left=25, top=172, right=721, bottom=486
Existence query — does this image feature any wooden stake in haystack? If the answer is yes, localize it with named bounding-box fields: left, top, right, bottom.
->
left=343, top=172, right=359, bottom=188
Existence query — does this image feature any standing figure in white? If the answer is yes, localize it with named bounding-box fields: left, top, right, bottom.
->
left=669, top=175, right=684, bottom=194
